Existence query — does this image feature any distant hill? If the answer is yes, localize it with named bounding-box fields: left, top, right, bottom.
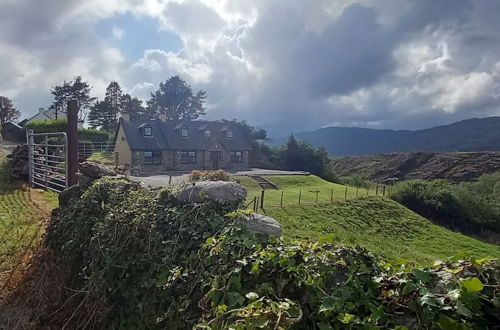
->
left=330, top=151, right=500, bottom=183
left=276, top=117, right=500, bottom=156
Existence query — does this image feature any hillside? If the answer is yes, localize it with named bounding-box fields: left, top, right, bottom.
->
left=329, top=151, right=500, bottom=182
left=276, top=116, right=500, bottom=156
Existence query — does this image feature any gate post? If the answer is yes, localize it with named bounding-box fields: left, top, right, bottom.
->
left=27, top=129, right=34, bottom=187
left=67, top=100, right=79, bottom=187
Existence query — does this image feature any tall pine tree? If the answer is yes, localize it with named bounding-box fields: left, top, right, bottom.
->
left=50, top=76, right=95, bottom=119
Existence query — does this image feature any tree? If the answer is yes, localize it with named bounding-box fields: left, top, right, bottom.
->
left=147, top=76, right=207, bottom=120
left=0, top=96, right=21, bottom=124
left=121, top=94, right=146, bottom=120
left=50, top=76, right=96, bottom=119
left=281, top=134, right=331, bottom=178
left=87, top=81, right=125, bottom=132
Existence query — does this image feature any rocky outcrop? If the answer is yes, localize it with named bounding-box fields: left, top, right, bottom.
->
left=178, top=181, right=247, bottom=205
left=78, top=161, right=116, bottom=179
left=235, top=213, right=282, bottom=237
left=330, top=151, right=500, bottom=183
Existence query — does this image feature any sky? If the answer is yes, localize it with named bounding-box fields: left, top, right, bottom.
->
left=1, top=0, right=500, bottom=137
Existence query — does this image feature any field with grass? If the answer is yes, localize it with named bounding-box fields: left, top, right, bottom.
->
left=0, top=151, right=59, bottom=290
left=236, top=175, right=500, bottom=265
left=235, top=175, right=382, bottom=207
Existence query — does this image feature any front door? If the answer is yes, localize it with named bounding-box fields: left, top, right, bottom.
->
left=209, top=151, right=222, bottom=169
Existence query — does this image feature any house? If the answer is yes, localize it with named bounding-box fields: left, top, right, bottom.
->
left=114, top=113, right=252, bottom=173
left=25, top=107, right=84, bottom=128
left=1, top=122, right=24, bottom=142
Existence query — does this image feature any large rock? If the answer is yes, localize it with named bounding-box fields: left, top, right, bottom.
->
left=58, top=184, right=81, bottom=206
left=178, top=181, right=247, bottom=205
left=236, top=213, right=282, bottom=237
left=78, top=161, right=116, bottom=179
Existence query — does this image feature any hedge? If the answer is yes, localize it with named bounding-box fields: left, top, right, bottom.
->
left=24, top=119, right=110, bottom=142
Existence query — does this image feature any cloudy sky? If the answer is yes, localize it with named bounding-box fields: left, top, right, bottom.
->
left=1, top=0, right=500, bottom=136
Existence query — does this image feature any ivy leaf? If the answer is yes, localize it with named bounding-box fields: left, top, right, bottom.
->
left=461, top=277, right=484, bottom=293
left=412, top=269, right=431, bottom=283
left=455, top=301, right=472, bottom=318
left=337, top=313, right=355, bottom=324
left=317, top=322, right=334, bottom=330
left=227, top=292, right=245, bottom=307
left=402, top=282, right=418, bottom=295
left=319, top=296, right=336, bottom=313
left=245, top=292, right=259, bottom=300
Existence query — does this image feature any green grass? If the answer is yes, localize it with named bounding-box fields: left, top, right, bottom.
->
left=0, top=150, right=59, bottom=273
left=87, top=151, right=115, bottom=166
left=263, top=197, right=500, bottom=265
left=235, top=175, right=378, bottom=206
left=235, top=175, right=500, bottom=265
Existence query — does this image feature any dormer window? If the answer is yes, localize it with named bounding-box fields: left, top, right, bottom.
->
left=226, top=129, right=233, bottom=138
left=144, top=125, right=152, bottom=137
left=181, top=127, right=188, bottom=137
left=205, top=129, right=211, bottom=137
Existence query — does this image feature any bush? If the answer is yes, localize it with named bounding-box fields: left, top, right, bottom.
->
left=43, top=178, right=500, bottom=329
left=189, top=169, right=231, bottom=181
left=337, top=174, right=374, bottom=188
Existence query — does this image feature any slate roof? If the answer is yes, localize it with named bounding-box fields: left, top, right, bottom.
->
left=120, top=119, right=252, bottom=151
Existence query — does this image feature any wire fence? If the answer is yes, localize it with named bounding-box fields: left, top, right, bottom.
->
left=245, top=185, right=388, bottom=209
left=77, top=141, right=116, bottom=164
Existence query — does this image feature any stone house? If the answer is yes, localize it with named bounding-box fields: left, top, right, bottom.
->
left=114, top=113, right=252, bottom=173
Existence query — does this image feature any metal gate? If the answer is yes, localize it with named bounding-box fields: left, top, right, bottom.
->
left=27, top=130, right=68, bottom=193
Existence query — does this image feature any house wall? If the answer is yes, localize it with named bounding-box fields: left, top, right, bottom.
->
left=114, top=125, right=132, bottom=166
left=172, top=150, right=204, bottom=171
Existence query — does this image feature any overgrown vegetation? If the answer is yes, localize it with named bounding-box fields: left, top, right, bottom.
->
left=389, top=173, right=500, bottom=239
left=336, top=173, right=376, bottom=189
left=35, top=179, right=499, bottom=329
left=24, top=119, right=110, bottom=142
left=189, top=169, right=231, bottom=181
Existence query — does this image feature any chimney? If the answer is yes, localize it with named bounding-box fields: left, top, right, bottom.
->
left=122, top=113, right=130, bottom=122
left=158, top=113, right=167, bottom=122
left=39, top=107, right=45, bottom=114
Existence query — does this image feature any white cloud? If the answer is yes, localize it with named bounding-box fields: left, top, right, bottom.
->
left=112, top=26, right=124, bottom=39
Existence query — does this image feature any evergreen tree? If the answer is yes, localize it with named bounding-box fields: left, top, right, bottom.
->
left=121, top=94, right=146, bottom=120
left=0, top=96, right=21, bottom=124
left=147, top=76, right=207, bottom=120
left=50, top=76, right=95, bottom=119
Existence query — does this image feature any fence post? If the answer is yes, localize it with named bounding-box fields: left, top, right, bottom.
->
left=366, top=188, right=369, bottom=195
left=376, top=186, right=379, bottom=195
left=280, top=190, right=284, bottom=206
left=330, top=188, right=333, bottom=202
left=67, top=100, right=79, bottom=187
left=383, top=186, right=386, bottom=196
left=27, top=130, right=34, bottom=187
left=356, top=187, right=359, bottom=197
left=169, top=175, right=172, bottom=185
left=344, top=186, right=347, bottom=199
left=260, top=190, right=265, bottom=209
left=298, top=190, right=302, bottom=205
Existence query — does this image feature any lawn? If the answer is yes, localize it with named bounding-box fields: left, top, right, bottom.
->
left=0, top=151, right=59, bottom=286
left=263, top=197, right=500, bottom=265
left=235, top=175, right=382, bottom=207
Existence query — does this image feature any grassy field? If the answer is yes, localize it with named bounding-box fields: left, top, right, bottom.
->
left=236, top=175, right=500, bottom=265
left=0, top=151, right=58, bottom=285
left=236, top=175, right=382, bottom=207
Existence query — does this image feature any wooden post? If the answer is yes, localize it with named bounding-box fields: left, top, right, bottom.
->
left=280, top=190, right=284, bottom=206
left=376, top=186, right=379, bottom=195
left=260, top=190, right=265, bottom=209
left=366, top=188, right=369, bottom=195
left=67, top=100, right=78, bottom=187
left=344, top=186, right=347, bottom=199
left=383, top=186, right=386, bottom=196
left=298, top=190, right=302, bottom=205
left=169, top=175, right=172, bottom=185
left=315, top=191, right=319, bottom=204
left=330, top=188, right=334, bottom=202
left=356, top=187, right=359, bottom=197
left=254, top=196, right=257, bottom=212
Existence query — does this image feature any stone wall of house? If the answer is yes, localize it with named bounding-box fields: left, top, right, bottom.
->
left=162, top=151, right=174, bottom=170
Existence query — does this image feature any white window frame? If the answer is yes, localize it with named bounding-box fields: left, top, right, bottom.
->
left=144, top=125, right=152, bottom=137
left=181, top=127, right=188, bottom=137
left=226, top=129, right=233, bottom=138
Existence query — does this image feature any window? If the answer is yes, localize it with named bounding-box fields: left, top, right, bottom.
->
left=226, top=129, right=233, bottom=138
left=205, top=129, right=211, bottom=137
left=180, top=151, right=196, bottom=164
left=144, top=125, right=152, bottom=137
left=230, top=151, right=243, bottom=163
left=143, top=151, right=161, bottom=164
left=181, top=127, right=188, bottom=137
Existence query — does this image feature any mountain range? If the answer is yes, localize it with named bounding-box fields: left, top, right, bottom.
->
left=274, top=117, right=500, bottom=156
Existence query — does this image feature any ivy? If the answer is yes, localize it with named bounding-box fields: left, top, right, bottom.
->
left=45, top=178, right=500, bottom=329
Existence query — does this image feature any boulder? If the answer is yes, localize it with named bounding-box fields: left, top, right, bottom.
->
left=236, top=213, right=282, bottom=237
left=78, top=161, right=116, bottom=179
left=178, top=181, right=247, bottom=205
left=58, top=184, right=81, bottom=206
left=76, top=173, right=92, bottom=187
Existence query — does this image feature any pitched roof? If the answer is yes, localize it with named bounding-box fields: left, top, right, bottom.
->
left=120, top=119, right=252, bottom=151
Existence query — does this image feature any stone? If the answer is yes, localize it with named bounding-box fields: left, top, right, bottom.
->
left=178, top=181, right=247, bottom=205
left=78, top=161, right=116, bottom=179
left=58, top=184, right=81, bottom=206
left=235, top=213, right=282, bottom=237
left=76, top=173, right=92, bottom=187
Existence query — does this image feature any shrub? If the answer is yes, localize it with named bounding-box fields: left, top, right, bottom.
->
left=24, top=119, right=110, bottom=142
left=43, top=178, right=500, bottom=329
left=337, top=174, right=374, bottom=188
left=189, top=169, right=231, bottom=181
